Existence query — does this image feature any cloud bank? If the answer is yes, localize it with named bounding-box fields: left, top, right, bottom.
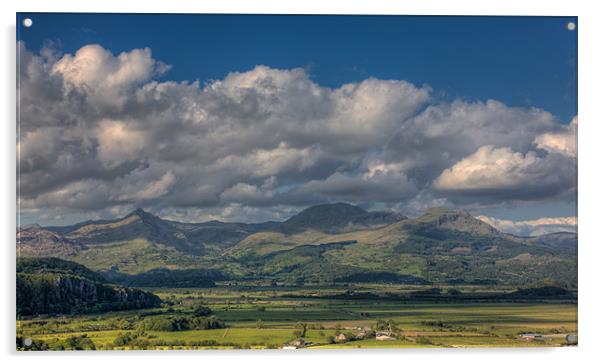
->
left=477, top=215, right=577, bottom=236
left=17, top=43, right=577, bottom=223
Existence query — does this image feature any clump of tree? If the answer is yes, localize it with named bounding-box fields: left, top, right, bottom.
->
left=17, top=334, right=96, bottom=351
left=334, top=324, right=342, bottom=335
left=416, top=337, right=434, bottom=345
left=113, top=331, right=136, bottom=346
left=447, top=288, right=462, bottom=296
left=16, top=337, right=49, bottom=351
left=63, top=335, right=96, bottom=350
left=334, top=271, right=430, bottom=284
left=113, top=329, right=148, bottom=346
left=105, top=268, right=226, bottom=288
left=373, top=319, right=399, bottom=335
left=139, top=315, right=225, bottom=332
left=192, top=304, right=213, bottom=317
left=421, top=320, right=453, bottom=330
left=410, top=287, right=442, bottom=297
left=292, top=322, right=307, bottom=338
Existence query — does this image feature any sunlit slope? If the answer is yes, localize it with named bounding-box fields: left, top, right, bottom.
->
left=18, top=204, right=577, bottom=287
left=225, top=208, right=576, bottom=286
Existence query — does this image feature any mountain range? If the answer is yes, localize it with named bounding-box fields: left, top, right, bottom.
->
left=17, top=203, right=577, bottom=288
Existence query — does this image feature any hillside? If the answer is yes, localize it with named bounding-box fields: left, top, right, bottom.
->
left=279, top=203, right=406, bottom=233
left=46, top=208, right=280, bottom=256
left=58, top=208, right=207, bottom=255
left=17, top=257, right=107, bottom=282
left=228, top=209, right=576, bottom=286
left=17, top=204, right=578, bottom=288
left=524, top=232, right=578, bottom=254
left=16, top=258, right=161, bottom=317
left=17, top=225, right=84, bottom=257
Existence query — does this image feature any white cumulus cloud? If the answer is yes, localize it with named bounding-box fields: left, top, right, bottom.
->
left=477, top=215, right=577, bottom=236
left=534, top=116, right=577, bottom=156
left=17, top=42, right=578, bottom=222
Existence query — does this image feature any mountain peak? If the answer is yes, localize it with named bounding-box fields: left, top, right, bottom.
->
left=280, top=203, right=368, bottom=233
left=286, top=203, right=367, bottom=223
left=129, top=207, right=147, bottom=215
left=298, top=202, right=367, bottom=215
left=279, top=203, right=407, bottom=233
left=126, top=208, right=157, bottom=220
left=417, top=208, right=481, bottom=223
left=19, top=223, right=42, bottom=231
left=416, top=208, right=499, bottom=236
left=422, top=207, right=471, bottom=217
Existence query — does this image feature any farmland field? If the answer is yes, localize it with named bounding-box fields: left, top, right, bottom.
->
left=16, top=284, right=577, bottom=350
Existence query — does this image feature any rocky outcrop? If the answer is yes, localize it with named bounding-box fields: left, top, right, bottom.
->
left=16, top=258, right=161, bottom=317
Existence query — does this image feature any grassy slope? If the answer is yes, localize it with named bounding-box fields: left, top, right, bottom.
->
left=19, top=207, right=577, bottom=287
left=225, top=219, right=576, bottom=285
left=50, top=239, right=208, bottom=274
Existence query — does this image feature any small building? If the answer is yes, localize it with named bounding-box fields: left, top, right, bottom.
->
left=282, top=338, right=309, bottom=349
left=376, top=331, right=395, bottom=341
left=520, top=333, right=543, bottom=341
left=335, top=333, right=348, bottom=342
left=288, top=339, right=305, bottom=348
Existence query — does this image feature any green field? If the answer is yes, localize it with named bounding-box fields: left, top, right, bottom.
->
left=16, top=284, right=577, bottom=350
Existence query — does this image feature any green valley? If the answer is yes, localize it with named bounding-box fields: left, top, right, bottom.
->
left=16, top=203, right=578, bottom=350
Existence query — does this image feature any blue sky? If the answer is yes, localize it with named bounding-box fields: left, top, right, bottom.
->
left=17, top=14, right=578, bottom=233
left=18, top=14, right=577, bottom=121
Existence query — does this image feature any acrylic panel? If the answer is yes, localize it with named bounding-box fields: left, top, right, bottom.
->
left=16, top=13, right=578, bottom=351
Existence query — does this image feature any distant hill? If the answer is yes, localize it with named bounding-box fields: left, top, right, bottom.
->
left=17, top=204, right=578, bottom=288
left=228, top=208, right=576, bottom=286
left=410, top=208, right=500, bottom=236
left=44, top=208, right=279, bottom=256
left=16, top=257, right=161, bottom=317
left=57, top=208, right=207, bottom=255
left=17, top=225, right=84, bottom=257
left=523, top=232, right=578, bottom=254
left=280, top=203, right=406, bottom=233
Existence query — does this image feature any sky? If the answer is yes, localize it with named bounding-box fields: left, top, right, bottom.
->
left=16, top=13, right=578, bottom=235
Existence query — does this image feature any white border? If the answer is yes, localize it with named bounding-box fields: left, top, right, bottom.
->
left=2, top=0, right=587, bottom=16
left=2, top=1, right=601, bottom=364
